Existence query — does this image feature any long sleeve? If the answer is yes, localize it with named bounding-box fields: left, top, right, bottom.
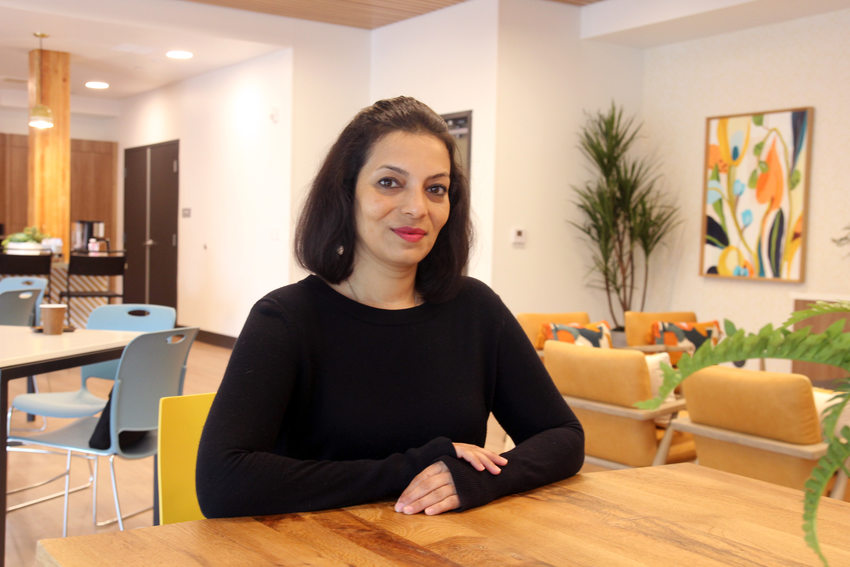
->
left=439, top=300, right=585, bottom=510
left=196, top=276, right=584, bottom=518
left=196, top=294, right=457, bottom=517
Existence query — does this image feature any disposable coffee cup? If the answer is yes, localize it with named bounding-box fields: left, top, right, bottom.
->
left=40, top=304, right=67, bottom=335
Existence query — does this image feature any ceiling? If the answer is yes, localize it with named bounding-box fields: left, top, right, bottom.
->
left=0, top=0, right=604, bottom=102
left=0, top=0, right=843, bottom=105
left=184, top=0, right=601, bottom=29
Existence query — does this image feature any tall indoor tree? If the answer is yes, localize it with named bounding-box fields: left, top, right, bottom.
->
left=572, top=103, right=680, bottom=328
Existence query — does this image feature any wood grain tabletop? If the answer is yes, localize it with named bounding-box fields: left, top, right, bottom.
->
left=36, top=463, right=850, bottom=566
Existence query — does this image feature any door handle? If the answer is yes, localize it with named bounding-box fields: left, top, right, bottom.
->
left=144, top=239, right=155, bottom=247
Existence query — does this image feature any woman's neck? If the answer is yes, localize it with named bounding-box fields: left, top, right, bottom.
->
left=336, top=267, right=421, bottom=310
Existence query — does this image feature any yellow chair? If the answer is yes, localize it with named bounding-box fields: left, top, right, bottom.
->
left=157, top=392, right=215, bottom=524
left=624, top=310, right=700, bottom=365
left=669, top=366, right=847, bottom=499
left=516, top=312, right=590, bottom=358
left=544, top=341, right=695, bottom=468
left=624, top=310, right=697, bottom=350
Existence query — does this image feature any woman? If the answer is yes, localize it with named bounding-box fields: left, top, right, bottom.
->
left=196, top=96, right=584, bottom=518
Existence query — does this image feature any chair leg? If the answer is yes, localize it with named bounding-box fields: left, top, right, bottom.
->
left=92, top=456, right=99, bottom=526
left=26, top=376, right=37, bottom=423
left=830, top=464, right=848, bottom=500
left=109, top=455, right=124, bottom=531
left=94, top=455, right=153, bottom=530
left=62, top=451, right=71, bottom=537
left=652, top=420, right=679, bottom=466
left=6, top=448, right=94, bottom=510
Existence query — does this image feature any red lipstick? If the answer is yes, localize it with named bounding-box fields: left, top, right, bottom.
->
left=392, top=227, right=426, bottom=242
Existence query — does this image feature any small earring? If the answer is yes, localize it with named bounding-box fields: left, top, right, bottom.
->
left=336, top=245, right=344, bottom=256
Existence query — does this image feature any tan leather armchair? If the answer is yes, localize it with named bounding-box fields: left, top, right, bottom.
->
left=516, top=312, right=590, bottom=359
left=624, top=310, right=697, bottom=350
left=668, top=366, right=847, bottom=500
left=544, top=341, right=695, bottom=469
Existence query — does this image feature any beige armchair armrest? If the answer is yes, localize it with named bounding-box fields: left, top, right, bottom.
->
left=563, top=396, right=686, bottom=421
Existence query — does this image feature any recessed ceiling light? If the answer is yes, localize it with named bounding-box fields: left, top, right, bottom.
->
left=85, top=81, right=110, bottom=90
left=166, top=50, right=193, bottom=60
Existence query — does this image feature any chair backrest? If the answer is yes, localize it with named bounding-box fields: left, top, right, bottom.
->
left=624, top=310, right=697, bottom=347
left=67, top=254, right=126, bottom=277
left=81, top=304, right=177, bottom=384
left=681, top=366, right=823, bottom=489
left=0, top=276, right=48, bottom=324
left=544, top=341, right=661, bottom=467
left=0, top=288, right=40, bottom=326
left=157, top=392, right=215, bottom=524
left=87, top=303, right=176, bottom=332
left=109, top=327, right=199, bottom=457
left=516, top=312, right=590, bottom=349
left=0, top=253, right=52, bottom=277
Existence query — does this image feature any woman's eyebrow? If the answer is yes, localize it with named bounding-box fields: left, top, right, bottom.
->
left=378, top=164, right=450, bottom=181
left=377, top=164, right=408, bottom=175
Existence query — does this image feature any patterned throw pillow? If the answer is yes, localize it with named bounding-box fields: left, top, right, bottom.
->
left=651, top=320, right=722, bottom=363
left=537, top=321, right=612, bottom=349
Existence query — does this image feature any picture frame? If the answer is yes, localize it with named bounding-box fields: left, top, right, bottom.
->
left=700, top=107, right=813, bottom=282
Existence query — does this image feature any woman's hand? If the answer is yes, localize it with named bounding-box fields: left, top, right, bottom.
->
left=394, top=461, right=458, bottom=515
left=452, top=442, right=508, bottom=474
left=394, top=444, right=508, bottom=515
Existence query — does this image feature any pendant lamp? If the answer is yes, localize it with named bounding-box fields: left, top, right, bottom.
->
left=28, top=32, right=54, bottom=130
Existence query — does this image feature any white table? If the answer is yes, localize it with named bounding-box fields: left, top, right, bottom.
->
left=0, top=325, right=140, bottom=567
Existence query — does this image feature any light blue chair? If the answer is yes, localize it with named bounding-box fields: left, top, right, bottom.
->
left=8, top=326, right=199, bottom=536
left=10, top=304, right=177, bottom=422
left=0, top=288, right=41, bottom=327
left=1, top=279, right=50, bottom=422
left=6, top=304, right=177, bottom=513
left=0, top=276, right=48, bottom=325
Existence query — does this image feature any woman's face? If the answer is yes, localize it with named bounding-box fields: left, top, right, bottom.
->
left=352, top=130, right=451, bottom=275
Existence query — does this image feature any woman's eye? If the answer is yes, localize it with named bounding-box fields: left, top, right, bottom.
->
left=377, top=177, right=401, bottom=189
left=427, top=184, right=448, bottom=196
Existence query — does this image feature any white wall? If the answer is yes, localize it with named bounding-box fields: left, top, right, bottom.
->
left=491, top=0, right=645, bottom=321
left=641, top=8, right=850, bottom=369
left=0, top=89, right=119, bottom=140
left=119, top=50, right=294, bottom=336
left=22, top=0, right=845, bottom=343
left=116, top=17, right=371, bottom=337
left=370, top=0, right=499, bottom=284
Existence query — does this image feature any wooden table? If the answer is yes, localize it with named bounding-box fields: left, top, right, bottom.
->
left=0, top=325, right=140, bottom=567
left=35, top=463, right=850, bottom=566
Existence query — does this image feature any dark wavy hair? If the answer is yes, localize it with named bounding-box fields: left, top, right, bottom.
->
left=295, top=96, right=471, bottom=303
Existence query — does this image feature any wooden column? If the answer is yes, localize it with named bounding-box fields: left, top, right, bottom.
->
left=28, top=48, right=70, bottom=259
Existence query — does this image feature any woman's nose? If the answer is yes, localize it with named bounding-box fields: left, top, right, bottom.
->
left=401, top=187, right=427, bottom=217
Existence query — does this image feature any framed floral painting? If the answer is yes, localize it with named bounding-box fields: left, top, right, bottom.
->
left=700, top=107, right=813, bottom=282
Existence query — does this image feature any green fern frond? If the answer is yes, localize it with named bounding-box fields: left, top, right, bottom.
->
left=637, top=318, right=850, bottom=411
left=783, top=301, right=850, bottom=328
left=635, top=302, right=850, bottom=566
left=803, top=436, right=850, bottom=567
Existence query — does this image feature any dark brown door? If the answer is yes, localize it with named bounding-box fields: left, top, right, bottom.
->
left=123, top=140, right=178, bottom=310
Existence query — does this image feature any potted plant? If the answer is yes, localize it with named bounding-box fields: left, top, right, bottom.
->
left=638, top=302, right=850, bottom=566
left=571, top=103, right=681, bottom=330
left=1, top=226, right=49, bottom=254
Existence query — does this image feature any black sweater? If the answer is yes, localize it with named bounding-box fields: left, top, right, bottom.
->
left=196, top=275, right=584, bottom=517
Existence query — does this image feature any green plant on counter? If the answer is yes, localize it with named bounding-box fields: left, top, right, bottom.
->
left=1, top=226, right=48, bottom=248
left=571, top=102, right=680, bottom=329
left=637, top=301, right=850, bottom=567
